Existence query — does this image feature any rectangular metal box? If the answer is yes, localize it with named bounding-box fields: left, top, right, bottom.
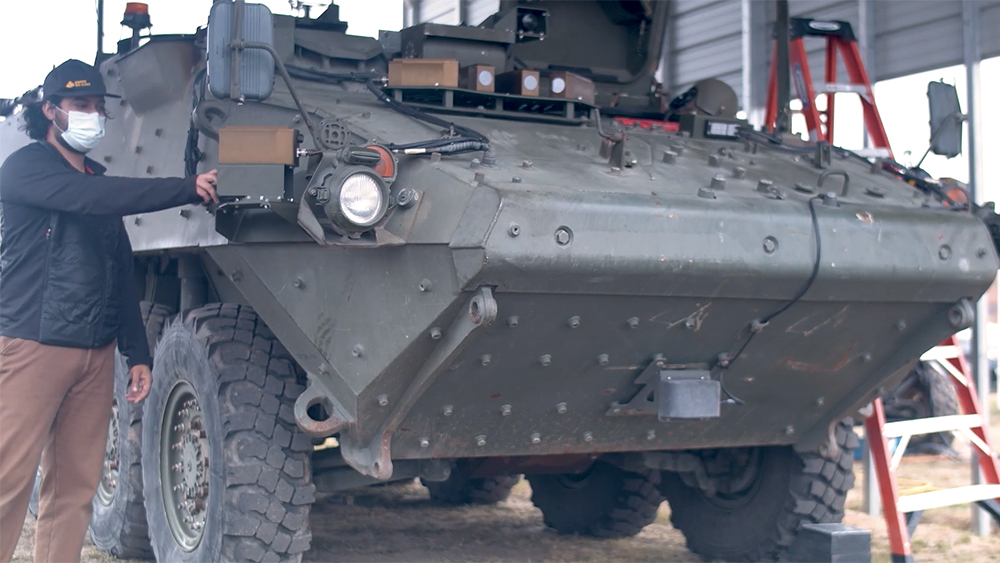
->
left=460, top=64, right=495, bottom=92
left=658, top=371, right=720, bottom=420
left=547, top=71, right=595, bottom=105
left=219, top=126, right=296, bottom=165
left=786, top=523, right=871, bottom=563
left=388, top=59, right=459, bottom=88
left=496, top=70, right=540, bottom=97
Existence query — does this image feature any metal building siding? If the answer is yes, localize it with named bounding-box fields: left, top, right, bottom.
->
left=465, top=0, right=499, bottom=25
left=666, top=0, right=745, bottom=102
left=984, top=2, right=1000, bottom=59
left=874, top=1, right=962, bottom=80
left=418, top=0, right=461, bottom=24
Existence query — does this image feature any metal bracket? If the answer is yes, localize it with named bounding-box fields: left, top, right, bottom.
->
left=339, top=287, right=498, bottom=479
left=607, top=357, right=719, bottom=420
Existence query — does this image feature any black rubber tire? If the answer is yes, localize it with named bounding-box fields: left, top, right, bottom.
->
left=89, top=302, right=173, bottom=559
left=662, top=418, right=858, bottom=562
left=527, top=461, right=663, bottom=538
left=911, top=363, right=959, bottom=450
left=422, top=461, right=520, bottom=505
left=142, top=304, right=315, bottom=563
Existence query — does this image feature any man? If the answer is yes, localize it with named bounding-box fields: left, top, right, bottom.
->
left=0, top=59, right=218, bottom=562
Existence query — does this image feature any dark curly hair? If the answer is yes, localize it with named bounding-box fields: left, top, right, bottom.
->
left=20, top=97, right=61, bottom=141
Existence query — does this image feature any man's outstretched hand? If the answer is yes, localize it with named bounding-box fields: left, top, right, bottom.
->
left=196, top=169, right=219, bottom=203
left=126, top=364, right=152, bottom=403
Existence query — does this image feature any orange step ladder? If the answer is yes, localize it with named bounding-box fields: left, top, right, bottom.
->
left=864, top=336, right=1000, bottom=562
left=764, top=17, right=893, bottom=159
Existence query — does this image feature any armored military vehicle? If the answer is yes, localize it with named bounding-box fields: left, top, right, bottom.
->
left=3, top=1, right=999, bottom=561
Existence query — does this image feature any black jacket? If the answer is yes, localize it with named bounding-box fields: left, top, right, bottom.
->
left=0, top=141, right=201, bottom=368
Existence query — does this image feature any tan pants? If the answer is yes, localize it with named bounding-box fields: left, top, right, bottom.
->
left=0, top=336, right=115, bottom=563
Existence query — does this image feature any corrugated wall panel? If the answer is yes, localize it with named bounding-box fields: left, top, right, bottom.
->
left=666, top=0, right=744, bottom=103
left=464, top=0, right=499, bottom=26
left=875, top=1, right=962, bottom=80
left=419, top=0, right=460, bottom=24
left=984, top=2, right=1000, bottom=59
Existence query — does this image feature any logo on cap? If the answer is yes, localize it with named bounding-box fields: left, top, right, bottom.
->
left=65, top=80, right=92, bottom=89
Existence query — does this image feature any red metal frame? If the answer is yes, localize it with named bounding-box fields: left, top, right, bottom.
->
left=765, top=35, right=894, bottom=160
left=866, top=334, right=1000, bottom=562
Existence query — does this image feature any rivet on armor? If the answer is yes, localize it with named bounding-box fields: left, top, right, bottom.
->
left=710, top=174, right=726, bottom=189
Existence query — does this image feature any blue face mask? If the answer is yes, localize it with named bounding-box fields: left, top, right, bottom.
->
left=53, top=106, right=105, bottom=153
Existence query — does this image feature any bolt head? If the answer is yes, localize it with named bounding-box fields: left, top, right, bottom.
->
left=597, top=354, right=609, bottom=366
left=475, top=435, right=487, bottom=447
left=418, top=279, right=432, bottom=292
left=507, top=316, right=519, bottom=327
left=530, top=433, right=541, bottom=444
left=583, top=432, right=594, bottom=442
left=556, top=402, right=567, bottom=414
left=627, top=317, right=639, bottom=329
left=507, top=223, right=521, bottom=237
left=539, top=354, right=552, bottom=366
left=646, top=430, right=656, bottom=440
left=430, top=327, right=443, bottom=340
left=419, top=437, right=430, bottom=448
left=352, top=344, right=365, bottom=357
left=377, top=394, right=389, bottom=407
left=480, top=354, right=492, bottom=366
left=555, top=228, right=572, bottom=246
left=567, top=316, right=580, bottom=328
left=500, top=404, right=511, bottom=416
left=442, top=405, right=454, bottom=416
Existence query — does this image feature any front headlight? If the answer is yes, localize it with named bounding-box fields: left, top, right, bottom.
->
left=340, top=173, right=385, bottom=226
left=319, top=167, right=390, bottom=233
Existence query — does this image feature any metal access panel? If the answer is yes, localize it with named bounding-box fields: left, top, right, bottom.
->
left=207, top=2, right=275, bottom=101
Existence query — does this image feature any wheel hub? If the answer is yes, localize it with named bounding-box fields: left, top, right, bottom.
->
left=96, top=400, right=120, bottom=506
left=160, top=381, right=210, bottom=551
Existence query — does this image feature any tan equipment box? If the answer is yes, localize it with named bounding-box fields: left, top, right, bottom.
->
left=388, top=59, right=459, bottom=88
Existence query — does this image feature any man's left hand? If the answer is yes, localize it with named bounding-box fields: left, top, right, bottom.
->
left=126, top=364, right=152, bottom=403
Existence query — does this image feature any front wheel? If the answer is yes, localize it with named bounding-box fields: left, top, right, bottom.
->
left=142, top=304, right=315, bottom=562
left=422, top=460, right=520, bottom=505
left=527, top=461, right=663, bottom=538
left=662, top=418, right=858, bottom=561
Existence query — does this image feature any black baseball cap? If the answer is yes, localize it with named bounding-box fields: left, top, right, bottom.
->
left=42, top=59, right=121, bottom=101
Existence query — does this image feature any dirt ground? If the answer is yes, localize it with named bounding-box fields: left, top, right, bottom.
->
left=11, top=395, right=1000, bottom=563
